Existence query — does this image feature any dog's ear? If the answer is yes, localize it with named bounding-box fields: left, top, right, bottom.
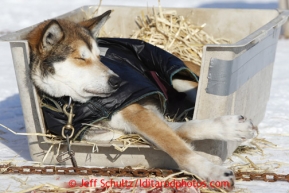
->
left=79, top=10, right=111, bottom=38
left=41, top=20, right=64, bottom=52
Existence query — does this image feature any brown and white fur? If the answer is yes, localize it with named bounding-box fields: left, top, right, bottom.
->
left=27, top=10, right=256, bottom=190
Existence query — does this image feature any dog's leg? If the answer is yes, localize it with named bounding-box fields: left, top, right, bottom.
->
left=172, top=62, right=199, bottom=104
left=114, top=104, right=234, bottom=187
left=172, top=79, right=198, bottom=104
left=169, top=115, right=257, bottom=142
left=171, top=76, right=256, bottom=142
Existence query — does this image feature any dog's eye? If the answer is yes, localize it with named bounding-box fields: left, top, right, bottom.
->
left=74, top=57, right=86, bottom=61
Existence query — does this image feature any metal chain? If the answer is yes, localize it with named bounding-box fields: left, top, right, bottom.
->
left=0, top=165, right=177, bottom=177
left=235, top=171, right=289, bottom=182
left=0, top=165, right=288, bottom=182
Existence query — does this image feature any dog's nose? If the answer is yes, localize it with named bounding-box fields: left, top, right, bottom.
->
left=108, top=75, right=122, bottom=89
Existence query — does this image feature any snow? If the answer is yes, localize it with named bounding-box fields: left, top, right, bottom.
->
left=0, top=0, right=289, bottom=192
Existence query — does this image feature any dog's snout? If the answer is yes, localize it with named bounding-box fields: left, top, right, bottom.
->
left=108, top=75, right=122, bottom=89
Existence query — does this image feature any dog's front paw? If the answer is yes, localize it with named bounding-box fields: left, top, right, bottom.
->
left=206, top=165, right=235, bottom=191
left=214, top=115, right=257, bottom=141
left=181, top=155, right=235, bottom=190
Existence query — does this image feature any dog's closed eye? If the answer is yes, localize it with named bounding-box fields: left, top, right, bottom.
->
left=74, top=57, right=86, bottom=61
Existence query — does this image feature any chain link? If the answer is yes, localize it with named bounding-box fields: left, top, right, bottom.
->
left=1, top=165, right=288, bottom=182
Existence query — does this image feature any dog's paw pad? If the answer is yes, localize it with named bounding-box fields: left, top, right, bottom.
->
left=224, top=170, right=233, bottom=177
left=238, top=115, right=247, bottom=122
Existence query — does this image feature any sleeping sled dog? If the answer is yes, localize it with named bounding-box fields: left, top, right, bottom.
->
left=27, top=10, right=256, bottom=189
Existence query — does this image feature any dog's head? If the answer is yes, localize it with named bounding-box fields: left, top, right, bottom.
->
left=27, top=10, right=121, bottom=103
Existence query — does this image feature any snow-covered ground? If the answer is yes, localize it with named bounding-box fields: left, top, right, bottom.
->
left=0, top=0, right=289, bottom=192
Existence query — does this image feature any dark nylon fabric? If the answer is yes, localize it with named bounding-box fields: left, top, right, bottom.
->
left=41, top=38, right=198, bottom=139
